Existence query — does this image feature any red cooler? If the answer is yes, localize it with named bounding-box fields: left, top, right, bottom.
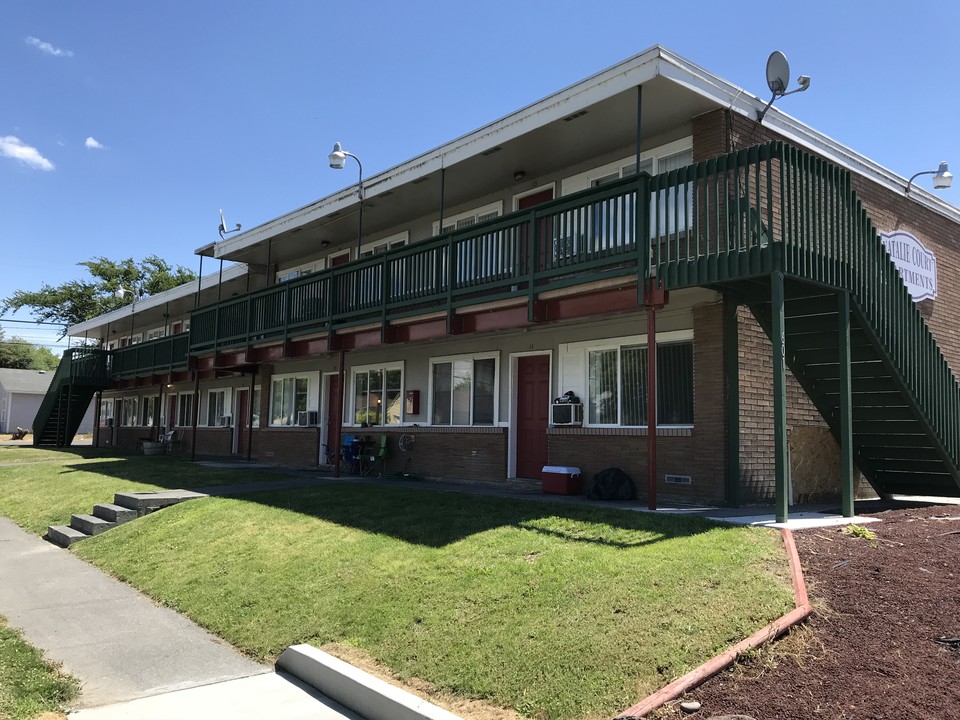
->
left=541, top=466, right=582, bottom=495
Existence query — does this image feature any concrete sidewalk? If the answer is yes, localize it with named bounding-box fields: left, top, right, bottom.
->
left=0, top=516, right=268, bottom=709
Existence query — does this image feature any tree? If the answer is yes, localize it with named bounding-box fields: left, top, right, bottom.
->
left=1, top=256, right=197, bottom=337
left=0, top=329, right=60, bottom=370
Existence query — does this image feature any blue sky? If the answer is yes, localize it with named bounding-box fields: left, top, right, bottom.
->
left=2, top=1, right=958, bottom=352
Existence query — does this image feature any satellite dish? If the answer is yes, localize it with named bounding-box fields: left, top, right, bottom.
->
left=766, top=51, right=790, bottom=96
left=757, top=50, right=811, bottom=122
left=218, top=209, right=241, bottom=239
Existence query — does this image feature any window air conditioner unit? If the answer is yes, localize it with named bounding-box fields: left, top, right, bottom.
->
left=297, top=410, right=318, bottom=427
left=550, top=403, right=583, bottom=426
left=218, top=415, right=232, bottom=427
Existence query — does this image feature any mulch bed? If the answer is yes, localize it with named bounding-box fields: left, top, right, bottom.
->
left=652, top=503, right=960, bottom=720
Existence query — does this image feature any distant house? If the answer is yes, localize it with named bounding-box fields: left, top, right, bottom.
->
left=0, top=368, right=94, bottom=436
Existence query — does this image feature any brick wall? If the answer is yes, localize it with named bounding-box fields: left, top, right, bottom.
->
left=547, top=301, right=727, bottom=504
left=376, top=427, right=507, bottom=483
left=255, top=428, right=320, bottom=467
left=692, top=108, right=954, bottom=502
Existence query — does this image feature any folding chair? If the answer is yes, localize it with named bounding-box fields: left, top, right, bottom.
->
left=340, top=434, right=361, bottom=474
left=362, top=435, right=389, bottom=477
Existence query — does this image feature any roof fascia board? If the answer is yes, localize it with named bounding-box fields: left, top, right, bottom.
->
left=66, top=262, right=248, bottom=336
left=216, top=43, right=959, bottom=259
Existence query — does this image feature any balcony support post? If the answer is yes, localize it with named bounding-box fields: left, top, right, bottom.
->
left=838, top=290, right=855, bottom=518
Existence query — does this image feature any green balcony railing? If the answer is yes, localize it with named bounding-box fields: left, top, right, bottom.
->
left=33, top=347, right=112, bottom=444
left=190, top=174, right=649, bottom=352
left=112, top=333, right=190, bottom=377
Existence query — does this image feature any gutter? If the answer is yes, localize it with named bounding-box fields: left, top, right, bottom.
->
left=614, top=529, right=812, bottom=719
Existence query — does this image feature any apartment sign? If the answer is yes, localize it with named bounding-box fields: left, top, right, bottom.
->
left=880, top=231, right=937, bottom=302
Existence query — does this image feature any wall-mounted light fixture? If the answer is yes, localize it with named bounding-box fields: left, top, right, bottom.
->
left=514, top=170, right=526, bottom=182
left=906, top=161, right=953, bottom=194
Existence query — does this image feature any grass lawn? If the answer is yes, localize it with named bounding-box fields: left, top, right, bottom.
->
left=0, top=615, right=78, bottom=719
left=0, top=446, right=295, bottom=535
left=67, top=483, right=794, bottom=720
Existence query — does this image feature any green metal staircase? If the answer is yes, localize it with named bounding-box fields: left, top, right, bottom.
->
left=33, top=348, right=113, bottom=447
left=654, top=141, right=960, bottom=500
left=746, top=282, right=958, bottom=497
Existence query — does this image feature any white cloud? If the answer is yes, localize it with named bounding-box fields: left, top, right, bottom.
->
left=85, top=137, right=104, bottom=150
left=0, top=136, right=55, bottom=171
left=25, top=36, right=74, bottom=58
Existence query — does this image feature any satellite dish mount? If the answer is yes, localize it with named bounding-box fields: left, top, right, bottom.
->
left=218, top=209, right=242, bottom=240
left=757, top=51, right=811, bottom=123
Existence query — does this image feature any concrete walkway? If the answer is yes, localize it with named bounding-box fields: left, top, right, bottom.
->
left=0, top=517, right=268, bottom=709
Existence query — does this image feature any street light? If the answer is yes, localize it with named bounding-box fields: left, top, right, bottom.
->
left=906, top=161, right=953, bottom=194
left=115, top=287, right=137, bottom=345
left=328, top=142, right=364, bottom=256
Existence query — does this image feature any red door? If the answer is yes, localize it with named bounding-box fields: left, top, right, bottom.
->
left=236, top=389, right=249, bottom=456
left=518, top=189, right=554, bottom=272
left=516, top=355, right=550, bottom=478
left=518, top=188, right=553, bottom=210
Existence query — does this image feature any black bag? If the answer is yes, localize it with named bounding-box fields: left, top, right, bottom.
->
left=586, top=467, right=636, bottom=501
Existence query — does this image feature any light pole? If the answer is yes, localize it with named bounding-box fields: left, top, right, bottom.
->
left=906, top=162, right=953, bottom=194
left=328, top=142, right=364, bottom=256
left=115, top=287, right=137, bottom=345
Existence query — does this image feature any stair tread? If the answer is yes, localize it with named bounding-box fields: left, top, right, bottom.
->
left=47, top=525, right=89, bottom=547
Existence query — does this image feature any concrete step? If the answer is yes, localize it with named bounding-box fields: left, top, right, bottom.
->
left=93, top=503, right=138, bottom=524
left=114, top=490, right=208, bottom=515
left=70, top=514, right=116, bottom=536
left=47, top=525, right=89, bottom=547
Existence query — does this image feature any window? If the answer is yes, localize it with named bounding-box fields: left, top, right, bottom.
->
left=99, top=400, right=114, bottom=427
left=560, top=140, right=694, bottom=254
left=652, top=149, right=694, bottom=237
left=359, top=231, right=409, bottom=258
left=146, top=328, right=165, bottom=341
left=271, top=376, right=310, bottom=426
left=121, top=397, right=139, bottom=427
left=207, top=390, right=228, bottom=426
left=432, top=202, right=502, bottom=235
left=586, top=341, right=693, bottom=426
left=251, top=387, right=261, bottom=428
left=351, top=365, right=402, bottom=426
left=141, top=396, right=157, bottom=427
left=277, top=259, right=325, bottom=284
left=177, top=394, right=193, bottom=427
left=431, top=355, right=496, bottom=426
